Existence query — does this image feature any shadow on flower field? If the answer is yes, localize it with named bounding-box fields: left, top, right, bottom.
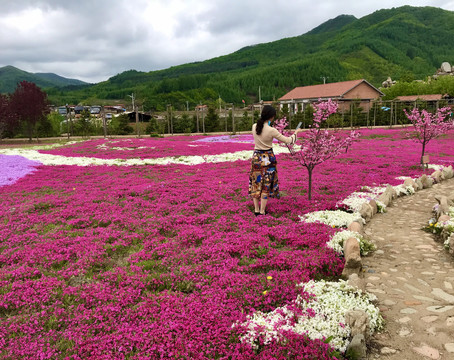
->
left=0, top=129, right=453, bottom=359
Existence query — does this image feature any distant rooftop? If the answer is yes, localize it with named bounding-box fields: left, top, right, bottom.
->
left=279, top=79, right=376, bottom=100
left=396, top=94, right=443, bottom=101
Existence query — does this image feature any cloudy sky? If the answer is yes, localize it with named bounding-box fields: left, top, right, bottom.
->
left=1, top=0, right=453, bottom=83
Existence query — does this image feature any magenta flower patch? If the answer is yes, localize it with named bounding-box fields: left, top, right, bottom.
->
left=0, top=128, right=453, bottom=359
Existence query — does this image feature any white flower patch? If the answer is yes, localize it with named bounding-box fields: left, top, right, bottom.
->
left=0, top=148, right=261, bottom=167
left=393, top=184, right=415, bottom=196
left=449, top=206, right=454, bottom=218
left=426, top=215, right=454, bottom=250
left=446, top=233, right=453, bottom=250
left=327, top=230, right=376, bottom=256
left=338, top=192, right=372, bottom=212
left=360, top=185, right=387, bottom=196
left=300, top=210, right=363, bottom=228
left=338, top=185, right=389, bottom=214
left=441, top=220, right=454, bottom=250
left=27, top=140, right=83, bottom=150
left=0, top=143, right=294, bottom=167
left=96, top=144, right=150, bottom=151
left=428, top=164, right=443, bottom=171
left=236, top=280, right=383, bottom=353
left=327, top=230, right=358, bottom=254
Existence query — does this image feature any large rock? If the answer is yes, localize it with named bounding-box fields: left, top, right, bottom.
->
left=347, top=273, right=365, bottom=292
left=346, top=309, right=370, bottom=339
left=344, top=237, right=362, bottom=269
left=431, top=170, right=444, bottom=183
left=435, top=195, right=451, bottom=215
left=441, top=62, right=452, bottom=73
left=415, top=178, right=424, bottom=191
left=438, top=214, right=451, bottom=223
left=359, top=203, right=373, bottom=223
left=377, top=185, right=395, bottom=206
left=368, top=199, right=378, bottom=215
left=346, top=334, right=367, bottom=359
left=404, top=178, right=418, bottom=191
left=348, top=221, right=363, bottom=233
left=442, top=165, right=454, bottom=180
left=388, top=184, right=398, bottom=200
left=420, top=174, right=434, bottom=189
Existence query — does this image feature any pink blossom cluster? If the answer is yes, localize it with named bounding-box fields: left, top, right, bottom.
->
left=404, top=107, right=454, bottom=164
left=0, top=128, right=453, bottom=359
left=275, top=99, right=359, bottom=199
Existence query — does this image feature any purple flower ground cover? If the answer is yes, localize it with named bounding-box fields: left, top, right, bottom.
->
left=0, top=155, right=42, bottom=187
left=0, top=128, right=453, bottom=359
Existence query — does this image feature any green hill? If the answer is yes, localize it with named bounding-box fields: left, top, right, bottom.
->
left=19, top=6, right=454, bottom=109
left=0, top=66, right=88, bottom=93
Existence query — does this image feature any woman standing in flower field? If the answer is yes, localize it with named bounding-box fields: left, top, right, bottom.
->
left=249, top=105, right=302, bottom=215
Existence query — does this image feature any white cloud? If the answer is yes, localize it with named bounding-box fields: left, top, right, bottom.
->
left=0, top=0, right=453, bottom=83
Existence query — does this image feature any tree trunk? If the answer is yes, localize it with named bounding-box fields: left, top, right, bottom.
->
left=420, top=142, right=426, bottom=166
left=28, top=123, right=33, bottom=143
left=308, top=168, right=313, bottom=200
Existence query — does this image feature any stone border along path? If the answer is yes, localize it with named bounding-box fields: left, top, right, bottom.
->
left=360, top=177, right=454, bottom=360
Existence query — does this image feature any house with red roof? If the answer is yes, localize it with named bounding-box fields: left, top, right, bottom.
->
left=279, top=79, right=383, bottom=113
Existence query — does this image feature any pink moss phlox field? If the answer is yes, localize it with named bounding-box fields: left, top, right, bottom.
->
left=38, top=136, right=254, bottom=160
left=1, top=128, right=454, bottom=359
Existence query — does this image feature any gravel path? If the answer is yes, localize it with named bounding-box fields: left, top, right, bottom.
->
left=364, top=178, right=454, bottom=360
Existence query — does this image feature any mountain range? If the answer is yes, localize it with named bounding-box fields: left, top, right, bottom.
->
left=0, top=65, right=87, bottom=93
left=2, top=5, right=454, bottom=109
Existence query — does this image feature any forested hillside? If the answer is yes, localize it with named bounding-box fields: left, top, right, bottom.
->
left=36, top=6, right=454, bottom=109
left=0, top=66, right=87, bottom=93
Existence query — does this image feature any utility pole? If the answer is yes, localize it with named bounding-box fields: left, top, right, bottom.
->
left=102, top=106, right=107, bottom=138
left=66, top=104, right=70, bottom=140
left=69, top=105, right=73, bottom=136
left=232, top=104, right=235, bottom=134
left=196, top=105, right=199, bottom=133
left=224, top=104, right=228, bottom=132
left=320, top=76, right=329, bottom=84
left=202, top=106, right=205, bottom=134
left=259, top=86, right=261, bottom=102
left=167, top=104, right=173, bottom=135
left=128, top=93, right=139, bottom=137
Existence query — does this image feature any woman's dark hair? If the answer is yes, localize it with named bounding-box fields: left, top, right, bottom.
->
left=256, top=105, right=276, bottom=135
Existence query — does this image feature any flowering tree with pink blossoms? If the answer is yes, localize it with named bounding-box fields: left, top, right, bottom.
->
left=404, top=107, right=454, bottom=166
left=275, top=99, right=359, bottom=200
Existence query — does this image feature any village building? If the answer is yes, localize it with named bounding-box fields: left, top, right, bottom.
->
left=279, top=79, right=383, bottom=113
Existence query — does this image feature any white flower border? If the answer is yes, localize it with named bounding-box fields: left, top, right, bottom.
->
left=0, top=146, right=291, bottom=167
left=299, top=210, right=363, bottom=228
left=327, top=230, right=375, bottom=256
left=235, top=280, right=383, bottom=353
left=429, top=206, right=454, bottom=249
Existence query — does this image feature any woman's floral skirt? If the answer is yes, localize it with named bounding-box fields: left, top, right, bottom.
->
left=248, top=149, right=280, bottom=199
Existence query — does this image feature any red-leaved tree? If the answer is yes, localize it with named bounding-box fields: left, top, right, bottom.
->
left=404, top=107, right=454, bottom=166
left=275, top=99, right=359, bottom=200
left=10, top=81, right=49, bottom=142
left=0, top=94, right=13, bottom=141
